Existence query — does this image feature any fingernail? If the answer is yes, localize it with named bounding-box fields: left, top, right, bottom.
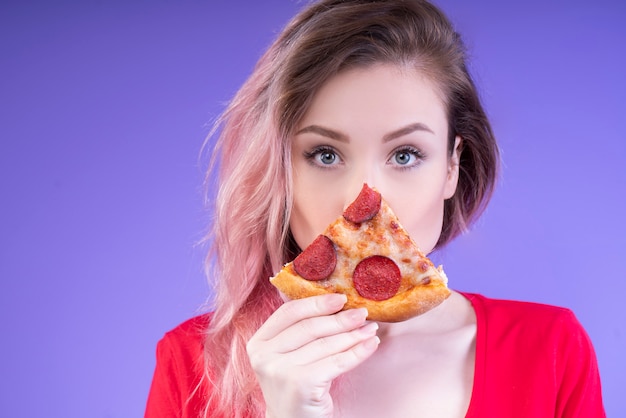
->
left=347, top=308, right=368, bottom=323
left=359, top=321, right=379, bottom=336
left=327, top=293, right=347, bottom=309
left=363, top=336, right=380, bottom=350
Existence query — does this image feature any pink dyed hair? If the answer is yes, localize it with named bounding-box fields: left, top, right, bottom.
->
left=201, top=0, right=499, bottom=416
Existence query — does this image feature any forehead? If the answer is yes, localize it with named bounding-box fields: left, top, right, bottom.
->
left=298, top=64, right=449, bottom=135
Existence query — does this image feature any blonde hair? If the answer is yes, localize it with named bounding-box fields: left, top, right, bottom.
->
left=202, top=0, right=499, bottom=415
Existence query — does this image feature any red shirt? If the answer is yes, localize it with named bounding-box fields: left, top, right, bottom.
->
left=145, top=293, right=605, bottom=417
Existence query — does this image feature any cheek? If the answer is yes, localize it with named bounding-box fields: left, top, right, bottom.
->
left=384, top=174, right=449, bottom=254
left=289, top=176, right=345, bottom=250
left=391, top=197, right=445, bottom=254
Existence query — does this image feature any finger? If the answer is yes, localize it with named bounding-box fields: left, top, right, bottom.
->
left=304, top=335, right=381, bottom=383
left=271, top=308, right=369, bottom=353
left=254, top=294, right=347, bottom=341
left=287, top=320, right=379, bottom=365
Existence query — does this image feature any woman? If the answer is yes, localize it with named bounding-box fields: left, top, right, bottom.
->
left=145, top=1, right=605, bottom=417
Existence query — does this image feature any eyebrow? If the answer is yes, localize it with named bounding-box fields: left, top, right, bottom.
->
left=382, top=123, right=434, bottom=143
left=295, top=122, right=434, bottom=143
left=295, top=125, right=349, bottom=142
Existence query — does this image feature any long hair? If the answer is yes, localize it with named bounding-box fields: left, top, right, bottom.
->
left=202, top=0, right=499, bottom=416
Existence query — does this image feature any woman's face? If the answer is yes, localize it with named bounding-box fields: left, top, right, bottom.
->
left=290, top=64, right=461, bottom=255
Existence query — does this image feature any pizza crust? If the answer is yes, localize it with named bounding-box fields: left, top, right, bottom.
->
left=270, top=263, right=450, bottom=322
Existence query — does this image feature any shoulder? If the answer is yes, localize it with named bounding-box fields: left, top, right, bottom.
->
left=461, top=292, right=605, bottom=415
left=161, top=314, right=212, bottom=344
left=461, top=291, right=596, bottom=356
left=462, top=291, right=579, bottom=327
left=156, top=313, right=212, bottom=365
left=145, top=314, right=213, bottom=417
left=463, top=292, right=597, bottom=360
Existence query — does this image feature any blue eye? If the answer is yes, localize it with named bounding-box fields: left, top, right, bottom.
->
left=303, top=146, right=341, bottom=168
left=318, top=150, right=337, bottom=165
left=389, top=146, right=424, bottom=168
left=394, top=151, right=413, bottom=165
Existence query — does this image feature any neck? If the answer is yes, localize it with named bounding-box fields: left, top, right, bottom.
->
left=376, top=291, right=474, bottom=338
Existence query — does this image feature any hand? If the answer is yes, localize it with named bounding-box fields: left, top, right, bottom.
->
left=246, top=293, right=380, bottom=418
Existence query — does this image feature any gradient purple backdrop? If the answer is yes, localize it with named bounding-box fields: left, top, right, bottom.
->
left=1, top=1, right=624, bottom=417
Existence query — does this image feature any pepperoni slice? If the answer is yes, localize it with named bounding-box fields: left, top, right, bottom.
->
left=353, top=255, right=401, bottom=301
left=343, top=184, right=382, bottom=224
left=293, top=235, right=337, bottom=281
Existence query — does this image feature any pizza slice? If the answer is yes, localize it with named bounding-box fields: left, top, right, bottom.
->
left=270, top=183, right=450, bottom=322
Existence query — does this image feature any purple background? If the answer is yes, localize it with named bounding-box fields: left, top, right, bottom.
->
left=1, top=1, right=624, bottom=416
